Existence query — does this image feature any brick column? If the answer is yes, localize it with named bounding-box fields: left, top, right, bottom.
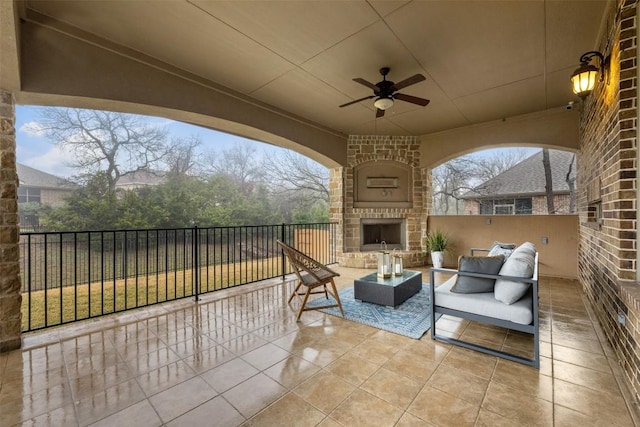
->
left=0, top=90, right=21, bottom=352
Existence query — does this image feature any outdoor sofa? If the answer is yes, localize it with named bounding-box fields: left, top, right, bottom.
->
left=429, top=242, right=540, bottom=368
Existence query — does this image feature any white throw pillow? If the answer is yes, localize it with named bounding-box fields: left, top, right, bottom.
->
left=512, top=242, right=536, bottom=257
left=494, top=242, right=536, bottom=304
left=487, top=241, right=516, bottom=260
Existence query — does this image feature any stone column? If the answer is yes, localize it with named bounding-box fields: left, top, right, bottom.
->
left=329, top=167, right=344, bottom=261
left=0, top=90, right=21, bottom=352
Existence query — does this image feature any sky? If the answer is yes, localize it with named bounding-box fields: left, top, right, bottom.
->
left=15, top=105, right=539, bottom=178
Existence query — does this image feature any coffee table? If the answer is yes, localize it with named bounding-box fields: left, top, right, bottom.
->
left=354, top=270, right=422, bottom=307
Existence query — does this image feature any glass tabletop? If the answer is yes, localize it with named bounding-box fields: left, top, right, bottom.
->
left=356, top=270, right=421, bottom=286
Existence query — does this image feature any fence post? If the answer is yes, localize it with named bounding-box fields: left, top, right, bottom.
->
left=194, top=225, right=200, bottom=302
left=280, top=223, right=286, bottom=280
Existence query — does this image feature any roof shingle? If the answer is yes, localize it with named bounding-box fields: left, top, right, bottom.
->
left=462, top=150, right=576, bottom=199
left=17, top=163, right=74, bottom=189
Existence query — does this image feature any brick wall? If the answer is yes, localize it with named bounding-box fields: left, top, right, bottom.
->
left=578, top=0, right=640, bottom=402
left=0, top=90, right=21, bottom=352
left=329, top=135, right=427, bottom=268
left=531, top=194, right=573, bottom=214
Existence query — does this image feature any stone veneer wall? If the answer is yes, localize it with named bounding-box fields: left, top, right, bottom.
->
left=330, top=135, right=428, bottom=268
left=0, top=90, right=21, bottom=352
left=578, top=0, right=640, bottom=402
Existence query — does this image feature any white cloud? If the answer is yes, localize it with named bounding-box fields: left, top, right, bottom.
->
left=25, top=145, right=76, bottom=178
left=19, top=121, right=48, bottom=137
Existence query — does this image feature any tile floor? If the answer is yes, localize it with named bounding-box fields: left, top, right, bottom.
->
left=1, top=266, right=639, bottom=426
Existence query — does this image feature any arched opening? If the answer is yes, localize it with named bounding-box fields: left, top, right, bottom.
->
left=16, top=105, right=332, bottom=231
left=430, top=147, right=577, bottom=216
left=427, top=146, right=579, bottom=279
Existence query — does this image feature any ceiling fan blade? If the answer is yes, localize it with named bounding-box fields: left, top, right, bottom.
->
left=392, top=74, right=426, bottom=91
left=353, top=78, right=379, bottom=91
left=394, top=93, right=430, bottom=106
left=376, top=108, right=385, bottom=118
left=339, top=95, right=376, bottom=108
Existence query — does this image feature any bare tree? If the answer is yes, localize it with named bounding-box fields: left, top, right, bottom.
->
left=566, top=153, right=577, bottom=213
left=258, top=149, right=330, bottom=222
left=473, top=148, right=531, bottom=183
left=261, top=150, right=329, bottom=203
left=542, top=148, right=555, bottom=214
left=165, top=135, right=201, bottom=176
left=432, top=149, right=530, bottom=215
left=432, top=157, right=476, bottom=214
left=203, top=142, right=262, bottom=193
left=33, top=108, right=169, bottom=192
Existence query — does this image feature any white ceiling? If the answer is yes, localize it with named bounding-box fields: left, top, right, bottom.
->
left=22, top=0, right=608, bottom=136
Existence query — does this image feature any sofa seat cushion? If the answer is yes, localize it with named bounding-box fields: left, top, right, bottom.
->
left=435, top=275, right=533, bottom=325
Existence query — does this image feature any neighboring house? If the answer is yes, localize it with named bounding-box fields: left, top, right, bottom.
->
left=17, top=163, right=74, bottom=207
left=115, top=169, right=166, bottom=191
left=17, top=163, right=76, bottom=229
left=462, top=150, right=577, bottom=215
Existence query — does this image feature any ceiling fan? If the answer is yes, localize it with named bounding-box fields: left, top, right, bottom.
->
left=339, top=67, right=430, bottom=118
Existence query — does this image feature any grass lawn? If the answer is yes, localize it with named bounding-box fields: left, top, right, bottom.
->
left=22, top=258, right=284, bottom=331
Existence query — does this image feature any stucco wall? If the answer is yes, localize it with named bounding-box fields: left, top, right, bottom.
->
left=428, top=215, right=578, bottom=279
left=420, top=108, right=579, bottom=168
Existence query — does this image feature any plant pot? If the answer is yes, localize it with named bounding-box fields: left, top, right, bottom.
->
left=431, top=251, right=444, bottom=268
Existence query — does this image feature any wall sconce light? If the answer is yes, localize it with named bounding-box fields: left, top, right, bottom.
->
left=570, top=51, right=610, bottom=98
left=373, top=96, right=394, bottom=110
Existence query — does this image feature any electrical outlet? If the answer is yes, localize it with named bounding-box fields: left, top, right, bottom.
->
left=541, top=237, right=548, bottom=245
left=618, top=312, right=626, bottom=326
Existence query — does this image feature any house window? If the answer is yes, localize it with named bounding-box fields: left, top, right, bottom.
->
left=479, top=198, right=532, bottom=215
left=515, top=198, right=532, bottom=214
left=18, top=187, right=41, bottom=203
left=494, top=201, right=514, bottom=215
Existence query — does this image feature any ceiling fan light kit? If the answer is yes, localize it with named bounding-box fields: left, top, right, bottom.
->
left=339, top=67, right=430, bottom=117
left=373, top=97, right=394, bottom=110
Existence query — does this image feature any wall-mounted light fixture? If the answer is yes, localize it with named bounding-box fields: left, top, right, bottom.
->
left=373, top=96, right=394, bottom=110
left=570, top=51, right=610, bottom=98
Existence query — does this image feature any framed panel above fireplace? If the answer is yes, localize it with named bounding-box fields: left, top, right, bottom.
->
left=366, top=177, right=398, bottom=188
left=354, top=161, right=412, bottom=208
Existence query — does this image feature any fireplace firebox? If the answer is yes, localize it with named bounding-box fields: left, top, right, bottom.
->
left=360, top=218, right=406, bottom=251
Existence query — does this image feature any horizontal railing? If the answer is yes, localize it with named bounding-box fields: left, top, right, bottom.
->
left=20, top=222, right=338, bottom=332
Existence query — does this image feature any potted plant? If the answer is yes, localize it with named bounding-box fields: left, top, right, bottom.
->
left=424, top=229, right=450, bottom=268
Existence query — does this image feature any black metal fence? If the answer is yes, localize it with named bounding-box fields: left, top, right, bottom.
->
left=20, top=222, right=338, bottom=332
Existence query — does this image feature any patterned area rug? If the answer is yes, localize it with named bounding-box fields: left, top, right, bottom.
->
left=306, top=284, right=438, bottom=339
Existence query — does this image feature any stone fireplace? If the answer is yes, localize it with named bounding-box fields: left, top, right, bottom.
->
left=330, top=135, right=428, bottom=269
